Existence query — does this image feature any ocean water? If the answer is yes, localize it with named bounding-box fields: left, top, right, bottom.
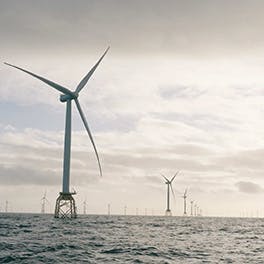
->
left=0, top=214, right=264, bottom=263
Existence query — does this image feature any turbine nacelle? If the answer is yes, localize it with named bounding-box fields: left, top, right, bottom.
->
left=60, top=93, right=78, bottom=102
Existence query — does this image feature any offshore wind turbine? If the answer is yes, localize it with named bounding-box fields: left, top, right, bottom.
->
left=190, top=200, right=194, bottom=216
left=194, top=203, right=198, bottom=216
left=182, top=188, right=187, bottom=216
left=5, top=47, right=109, bottom=218
left=5, top=200, right=8, bottom=213
left=107, top=203, right=111, bottom=216
left=41, top=191, right=49, bottom=214
left=162, top=171, right=179, bottom=216
left=83, top=199, right=87, bottom=215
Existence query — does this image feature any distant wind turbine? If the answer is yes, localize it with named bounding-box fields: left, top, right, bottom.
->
left=190, top=200, right=194, bottom=216
left=182, top=188, right=187, bottom=216
left=41, top=191, right=49, bottom=214
left=162, top=171, right=179, bottom=216
left=5, top=47, right=110, bottom=218
left=107, top=203, right=111, bottom=216
left=83, top=199, right=87, bottom=215
left=5, top=200, right=8, bottom=213
left=194, top=203, right=198, bottom=216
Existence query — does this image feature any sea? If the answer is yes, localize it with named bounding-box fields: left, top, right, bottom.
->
left=0, top=214, right=264, bottom=263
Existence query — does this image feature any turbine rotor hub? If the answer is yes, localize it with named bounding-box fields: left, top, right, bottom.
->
left=60, top=92, right=78, bottom=102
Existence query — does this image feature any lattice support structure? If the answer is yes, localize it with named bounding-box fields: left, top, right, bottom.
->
left=54, top=193, right=77, bottom=218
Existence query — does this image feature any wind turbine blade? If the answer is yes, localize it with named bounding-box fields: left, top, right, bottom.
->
left=170, top=171, right=179, bottom=183
left=75, top=47, right=110, bottom=94
left=161, top=174, right=170, bottom=182
left=170, top=184, right=176, bottom=200
left=4, top=62, right=74, bottom=96
left=74, top=98, right=102, bottom=177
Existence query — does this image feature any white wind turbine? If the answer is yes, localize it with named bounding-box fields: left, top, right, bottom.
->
left=162, top=171, right=179, bottom=216
left=190, top=200, right=194, bottom=216
left=83, top=198, right=87, bottom=215
left=182, top=188, right=187, bottom=216
left=41, top=191, right=49, bottom=214
left=5, top=47, right=109, bottom=218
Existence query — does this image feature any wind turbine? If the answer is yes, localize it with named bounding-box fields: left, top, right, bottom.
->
left=197, top=205, right=200, bottom=216
left=41, top=191, right=49, bottom=214
left=182, top=188, right=187, bottom=216
left=5, top=47, right=109, bottom=218
left=194, top=203, right=198, bottom=216
left=83, top=199, right=87, bottom=215
left=107, top=203, right=111, bottom=216
left=190, top=200, right=194, bottom=216
left=162, top=171, right=179, bottom=216
left=5, top=200, right=8, bottom=213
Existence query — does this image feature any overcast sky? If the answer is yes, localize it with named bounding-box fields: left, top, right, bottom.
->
left=1, top=0, right=264, bottom=216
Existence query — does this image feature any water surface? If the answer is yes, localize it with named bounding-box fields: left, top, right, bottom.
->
left=0, top=214, right=264, bottom=263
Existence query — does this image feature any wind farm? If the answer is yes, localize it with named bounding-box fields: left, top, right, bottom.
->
left=2, top=0, right=264, bottom=263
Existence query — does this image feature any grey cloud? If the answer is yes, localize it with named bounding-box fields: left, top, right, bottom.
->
left=0, top=142, right=104, bottom=185
left=3, top=133, right=264, bottom=193
left=167, top=144, right=213, bottom=156
left=0, top=165, right=59, bottom=186
left=0, top=139, right=220, bottom=186
left=217, top=149, right=264, bottom=170
left=115, top=144, right=213, bottom=157
left=152, top=112, right=237, bottom=132
left=159, top=85, right=205, bottom=100
left=235, top=181, right=263, bottom=194
left=103, top=152, right=219, bottom=172
left=1, top=0, right=264, bottom=56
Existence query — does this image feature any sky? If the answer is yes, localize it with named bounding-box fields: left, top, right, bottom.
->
left=1, top=0, right=264, bottom=216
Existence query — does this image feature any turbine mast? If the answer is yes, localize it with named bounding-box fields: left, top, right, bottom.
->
left=107, top=203, right=111, bottom=216
left=5, top=200, right=8, bottom=213
left=183, top=189, right=187, bottom=216
left=190, top=200, right=194, bottom=216
left=62, top=100, right=72, bottom=194
left=167, top=183, right=170, bottom=212
left=83, top=200, right=87, bottom=215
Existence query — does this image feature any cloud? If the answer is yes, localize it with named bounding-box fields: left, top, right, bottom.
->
left=0, top=165, right=59, bottom=186
left=2, top=0, right=264, bottom=215
left=1, top=0, right=264, bottom=57
left=159, top=85, right=205, bottom=100
left=235, top=181, right=264, bottom=194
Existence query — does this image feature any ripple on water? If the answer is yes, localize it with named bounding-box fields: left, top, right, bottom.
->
left=1, top=214, right=264, bottom=263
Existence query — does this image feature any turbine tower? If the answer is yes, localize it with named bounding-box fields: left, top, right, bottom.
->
left=5, top=200, right=8, bottom=213
left=182, top=188, right=187, bottom=216
left=41, top=191, right=49, bottom=214
left=162, top=171, right=179, bottom=216
left=190, top=200, right=194, bottom=216
left=83, top=199, right=87, bottom=215
left=194, top=203, right=197, bottom=216
left=5, top=47, right=109, bottom=218
left=107, top=203, right=111, bottom=216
